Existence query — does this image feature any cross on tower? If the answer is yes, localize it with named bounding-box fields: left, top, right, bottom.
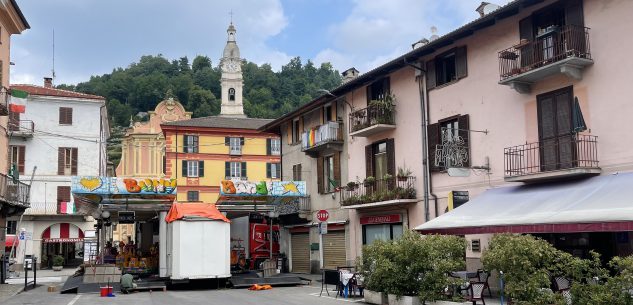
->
left=229, top=10, right=233, bottom=24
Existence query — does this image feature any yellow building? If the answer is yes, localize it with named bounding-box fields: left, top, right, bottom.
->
left=161, top=117, right=281, bottom=203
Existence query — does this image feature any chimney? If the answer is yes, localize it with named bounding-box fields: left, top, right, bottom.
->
left=476, top=2, right=501, bottom=17
left=44, top=77, right=53, bottom=88
left=341, top=68, right=360, bottom=83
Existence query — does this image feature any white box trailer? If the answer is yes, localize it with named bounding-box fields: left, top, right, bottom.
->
left=161, top=204, right=231, bottom=281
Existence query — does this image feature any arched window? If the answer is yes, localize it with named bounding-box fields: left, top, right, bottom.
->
left=229, top=88, right=236, bottom=101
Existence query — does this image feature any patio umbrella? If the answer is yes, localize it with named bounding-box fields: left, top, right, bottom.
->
left=572, top=97, right=587, bottom=133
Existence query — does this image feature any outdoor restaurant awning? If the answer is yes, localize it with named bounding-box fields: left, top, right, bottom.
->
left=42, top=223, right=85, bottom=243
left=5, top=235, right=18, bottom=248
left=416, top=173, right=633, bottom=235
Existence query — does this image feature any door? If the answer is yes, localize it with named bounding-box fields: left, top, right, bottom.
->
left=537, top=87, right=575, bottom=171
left=322, top=231, right=346, bottom=269
left=290, top=233, right=310, bottom=273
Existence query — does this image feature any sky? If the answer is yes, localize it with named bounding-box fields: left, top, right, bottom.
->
left=10, top=0, right=511, bottom=86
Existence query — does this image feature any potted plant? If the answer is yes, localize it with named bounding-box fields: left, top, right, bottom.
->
left=52, top=255, right=64, bottom=271
left=397, top=167, right=412, bottom=182
left=383, top=173, right=393, bottom=181
left=346, top=181, right=359, bottom=190
left=364, top=176, right=376, bottom=187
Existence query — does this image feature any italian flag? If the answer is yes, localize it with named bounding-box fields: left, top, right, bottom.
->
left=9, top=89, right=28, bottom=113
left=59, top=201, right=76, bottom=214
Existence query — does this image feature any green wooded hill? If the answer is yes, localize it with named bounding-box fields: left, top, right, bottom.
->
left=56, top=54, right=342, bottom=166
left=57, top=54, right=342, bottom=127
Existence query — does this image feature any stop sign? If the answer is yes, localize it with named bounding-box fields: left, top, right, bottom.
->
left=316, top=210, right=329, bottom=222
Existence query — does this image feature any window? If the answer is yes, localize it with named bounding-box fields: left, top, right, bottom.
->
left=267, top=138, right=281, bottom=155
left=324, top=104, right=334, bottom=122
left=6, top=220, right=17, bottom=235
left=292, top=164, right=302, bottom=181
left=292, top=119, right=301, bottom=144
left=58, top=147, right=78, bottom=175
left=426, top=46, right=467, bottom=89
left=10, top=146, right=25, bottom=175
left=324, top=155, right=335, bottom=193
left=537, top=86, right=574, bottom=171
left=181, top=160, right=204, bottom=178
left=362, top=223, right=403, bottom=245
left=183, top=135, right=199, bottom=153
left=57, top=186, right=71, bottom=214
left=59, top=107, right=73, bottom=125
left=267, top=163, right=281, bottom=179
left=187, top=191, right=199, bottom=202
left=226, top=137, right=243, bottom=155
left=428, top=115, right=470, bottom=171
left=225, top=161, right=247, bottom=179
left=364, top=139, right=395, bottom=179
left=229, top=88, right=236, bottom=101
left=367, top=77, right=390, bottom=102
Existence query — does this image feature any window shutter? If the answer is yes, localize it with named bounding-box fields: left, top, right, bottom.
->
left=286, top=122, right=292, bottom=144
left=331, top=103, right=337, bottom=121
left=182, top=160, right=188, bottom=177
left=71, top=148, right=78, bottom=175
left=426, top=60, right=436, bottom=90
left=458, top=115, right=470, bottom=167
left=333, top=153, right=341, bottom=188
left=298, top=117, right=304, bottom=137
left=240, top=137, right=245, bottom=146
left=193, top=136, right=199, bottom=153
left=57, top=148, right=64, bottom=175
left=386, top=139, right=396, bottom=175
left=266, top=139, right=272, bottom=155
left=519, top=16, right=533, bottom=41
left=428, top=123, right=441, bottom=172
left=241, top=162, right=247, bottom=178
left=317, top=157, right=324, bottom=194
left=225, top=162, right=230, bottom=178
left=297, top=164, right=302, bottom=180
left=455, top=46, right=468, bottom=79
left=276, top=163, right=281, bottom=179
left=198, top=160, right=204, bottom=177
left=320, top=108, right=324, bottom=124
left=59, top=108, right=64, bottom=124
left=183, top=135, right=188, bottom=152
left=565, top=0, right=584, bottom=27
left=225, top=137, right=230, bottom=146
left=18, top=147, right=25, bottom=174
left=365, top=145, right=374, bottom=177
left=266, top=163, right=271, bottom=178
left=67, top=108, right=73, bottom=124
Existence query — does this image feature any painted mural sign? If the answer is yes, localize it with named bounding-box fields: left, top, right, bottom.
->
left=219, top=180, right=306, bottom=197
left=72, top=176, right=177, bottom=195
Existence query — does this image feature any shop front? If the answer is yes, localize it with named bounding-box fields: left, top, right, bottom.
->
left=40, top=223, right=85, bottom=268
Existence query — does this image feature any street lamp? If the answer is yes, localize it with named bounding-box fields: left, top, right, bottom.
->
left=268, top=211, right=279, bottom=260
left=316, top=89, right=354, bottom=111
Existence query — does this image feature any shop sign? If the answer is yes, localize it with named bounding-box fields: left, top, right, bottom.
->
left=19, top=231, right=32, bottom=240
left=316, top=210, right=329, bottom=222
left=43, top=238, right=83, bottom=243
left=319, top=222, right=328, bottom=235
left=360, top=214, right=402, bottom=225
left=72, top=176, right=177, bottom=195
left=118, top=211, right=135, bottom=224
left=220, top=179, right=306, bottom=197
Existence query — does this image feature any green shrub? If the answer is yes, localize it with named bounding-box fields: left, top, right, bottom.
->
left=53, top=255, right=64, bottom=267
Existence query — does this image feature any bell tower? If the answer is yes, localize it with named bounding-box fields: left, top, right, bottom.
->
left=220, top=22, right=245, bottom=117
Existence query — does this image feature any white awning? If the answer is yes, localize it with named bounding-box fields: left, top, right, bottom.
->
left=416, top=173, right=633, bottom=234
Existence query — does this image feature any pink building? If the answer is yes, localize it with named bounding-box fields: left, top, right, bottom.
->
left=269, top=0, right=633, bottom=271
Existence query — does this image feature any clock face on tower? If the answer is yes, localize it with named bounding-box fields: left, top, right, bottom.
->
left=225, top=60, right=239, bottom=72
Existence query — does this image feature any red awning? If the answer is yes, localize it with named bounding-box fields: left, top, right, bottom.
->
left=5, top=235, right=18, bottom=248
left=42, top=223, right=85, bottom=243
left=166, top=203, right=230, bottom=223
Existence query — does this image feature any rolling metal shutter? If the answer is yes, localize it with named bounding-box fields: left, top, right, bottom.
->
left=291, top=233, right=310, bottom=273
left=322, top=231, right=346, bottom=269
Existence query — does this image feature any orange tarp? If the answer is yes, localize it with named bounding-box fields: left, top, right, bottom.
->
left=165, top=203, right=230, bottom=223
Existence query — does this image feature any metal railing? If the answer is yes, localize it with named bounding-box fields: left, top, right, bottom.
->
left=229, top=146, right=242, bottom=155
left=340, top=176, right=416, bottom=206
left=301, top=121, right=342, bottom=151
left=9, top=120, right=34, bottom=134
left=0, top=173, right=30, bottom=207
left=504, top=134, right=598, bottom=178
left=349, top=105, right=395, bottom=133
left=499, top=25, right=591, bottom=81
left=24, top=202, right=60, bottom=215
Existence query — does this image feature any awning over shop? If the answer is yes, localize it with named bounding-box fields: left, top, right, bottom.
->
left=416, top=173, right=633, bottom=235
left=5, top=235, right=17, bottom=248
left=42, top=223, right=85, bottom=243
left=166, top=203, right=230, bottom=223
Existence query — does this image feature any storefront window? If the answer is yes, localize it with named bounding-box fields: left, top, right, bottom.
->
left=363, top=223, right=403, bottom=245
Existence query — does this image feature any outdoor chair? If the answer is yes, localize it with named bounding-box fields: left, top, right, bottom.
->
left=553, top=276, right=571, bottom=291
left=465, top=282, right=486, bottom=305
left=475, top=269, right=492, bottom=297
left=560, top=289, right=572, bottom=305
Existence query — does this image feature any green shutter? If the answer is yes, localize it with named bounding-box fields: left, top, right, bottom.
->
left=225, top=162, right=230, bottom=178
left=241, top=162, right=247, bottom=178
left=266, top=163, right=271, bottom=178
left=198, top=160, right=204, bottom=177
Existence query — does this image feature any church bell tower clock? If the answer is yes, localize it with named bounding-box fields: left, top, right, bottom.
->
left=220, top=22, right=245, bottom=118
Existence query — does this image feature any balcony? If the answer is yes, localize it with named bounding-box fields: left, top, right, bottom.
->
left=301, top=121, right=343, bottom=157
left=9, top=120, right=35, bottom=138
left=340, top=176, right=417, bottom=209
left=0, top=173, right=30, bottom=209
left=504, top=134, right=600, bottom=183
left=349, top=105, right=395, bottom=137
left=498, top=25, right=592, bottom=94
left=24, top=202, right=59, bottom=215
left=229, top=146, right=242, bottom=156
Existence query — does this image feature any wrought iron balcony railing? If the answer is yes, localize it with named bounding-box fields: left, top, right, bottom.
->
left=340, top=176, right=416, bottom=207
left=504, top=134, right=599, bottom=181
left=499, top=25, right=591, bottom=81
left=9, top=120, right=35, bottom=136
left=0, top=173, right=30, bottom=208
left=349, top=105, right=395, bottom=135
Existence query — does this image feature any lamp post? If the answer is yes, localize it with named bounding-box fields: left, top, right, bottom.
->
left=316, top=89, right=354, bottom=111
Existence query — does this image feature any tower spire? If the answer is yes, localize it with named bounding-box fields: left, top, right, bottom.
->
left=220, top=21, right=245, bottom=118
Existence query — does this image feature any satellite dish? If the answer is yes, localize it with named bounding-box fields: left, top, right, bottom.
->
left=448, top=167, right=471, bottom=177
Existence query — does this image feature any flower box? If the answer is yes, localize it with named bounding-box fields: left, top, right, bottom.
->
left=364, top=290, right=387, bottom=305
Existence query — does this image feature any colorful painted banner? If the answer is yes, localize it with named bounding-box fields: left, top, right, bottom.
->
left=72, top=176, right=177, bottom=195
left=219, top=180, right=306, bottom=197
